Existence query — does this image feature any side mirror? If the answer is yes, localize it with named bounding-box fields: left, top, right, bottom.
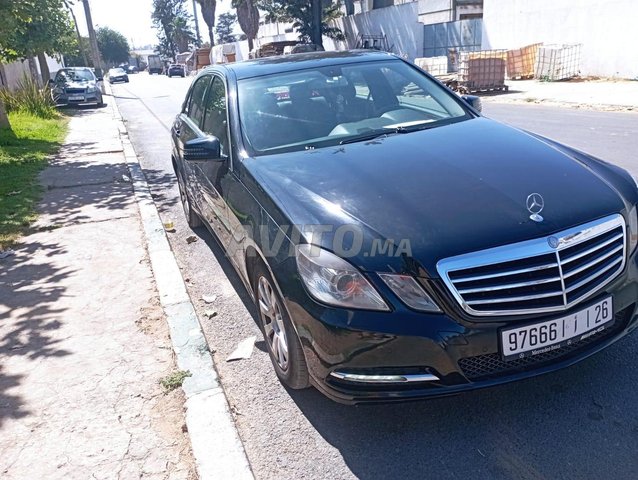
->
left=96, top=76, right=104, bottom=82
left=461, top=95, right=482, bottom=113
left=184, top=136, right=222, bottom=161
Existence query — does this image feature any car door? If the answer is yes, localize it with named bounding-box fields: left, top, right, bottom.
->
left=173, top=74, right=212, bottom=219
left=197, top=75, right=233, bottom=247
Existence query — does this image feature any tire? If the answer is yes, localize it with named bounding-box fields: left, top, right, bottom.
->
left=176, top=165, right=202, bottom=228
left=253, top=262, right=309, bottom=390
left=168, top=74, right=171, bottom=78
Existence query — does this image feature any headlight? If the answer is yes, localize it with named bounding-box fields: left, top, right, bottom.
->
left=53, top=86, right=64, bottom=94
left=296, top=244, right=389, bottom=311
left=378, top=274, right=441, bottom=313
left=86, top=86, right=96, bottom=93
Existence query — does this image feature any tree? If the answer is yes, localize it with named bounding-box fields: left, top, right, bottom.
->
left=233, top=0, right=259, bottom=52
left=96, top=27, right=130, bottom=66
left=4, top=0, right=76, bottom=83
left=65, top=36, right=92, bottom=67
left=63, top=0, right=88, bottom=66
left=216, top=12, right=237, bottom=44
left=0, top=0, right=76, bottom=128
left=152, top=0, right=195, bottom=58
left=195, top=0, right=216, bottom=47
left=257, top=0, right=344, bottom=48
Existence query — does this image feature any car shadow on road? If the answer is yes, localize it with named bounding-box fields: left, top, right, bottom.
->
left=286, top=336, right=638, bottom=479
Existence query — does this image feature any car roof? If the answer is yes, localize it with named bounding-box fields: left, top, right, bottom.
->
left=209, top=50, right=397, bottom=80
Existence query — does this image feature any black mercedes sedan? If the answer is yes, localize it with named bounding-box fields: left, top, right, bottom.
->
left=171, top=51, right=638, bottom=404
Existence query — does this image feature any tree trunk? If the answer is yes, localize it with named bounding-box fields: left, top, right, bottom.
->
left=28, top=57, right=41, bottom=86
left=64, top=0, right=89, bottom=66
left=311, top=0, right=323, bottom=48
left=37, top=52, right=51, bottom=84
left=0, top=99, right=10, bottom=130
left=208, top=25, right=215, bottom=47
left=248, top=37, right=254, bottom=51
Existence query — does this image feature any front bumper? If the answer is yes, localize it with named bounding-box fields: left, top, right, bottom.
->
left=55, top=92, right=101, bottom=105
left=276, top=249, right=638, bottom=405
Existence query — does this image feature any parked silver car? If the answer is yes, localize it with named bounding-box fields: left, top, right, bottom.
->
left=50, top=67, right=104, bottom=107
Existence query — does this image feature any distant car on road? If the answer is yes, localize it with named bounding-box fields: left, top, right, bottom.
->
left=167, top=64, right=186, bottom=78
left=108, top=68, right=129, bottom=83
left=171, top=51, right=638, bottom=404
left=127, top=65, right=138, bottom=74
left=50, top=67, right=104, bottom=107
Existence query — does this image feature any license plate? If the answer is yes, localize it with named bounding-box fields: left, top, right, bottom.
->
left=68, top=95, right=84, bottom=101
left=501, top=297, right=613, bottom=360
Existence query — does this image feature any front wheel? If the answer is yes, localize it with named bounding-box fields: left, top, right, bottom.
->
left=176, top=166, right=202, bottom=228
left=254, top=263, right=309, bottom=390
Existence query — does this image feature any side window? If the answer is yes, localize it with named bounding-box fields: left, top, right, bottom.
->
left=201, top=77, right=229, bottom=155
left=186, top=76, right=211, bottom=126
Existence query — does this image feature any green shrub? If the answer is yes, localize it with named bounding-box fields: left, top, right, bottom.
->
left=0, top=75, right=57, bottom=119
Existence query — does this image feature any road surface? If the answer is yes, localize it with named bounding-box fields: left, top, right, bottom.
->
left=111, top=72, right=638, bottom=480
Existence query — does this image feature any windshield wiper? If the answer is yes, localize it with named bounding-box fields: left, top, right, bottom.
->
left=339, top=131, right=392, bottom=145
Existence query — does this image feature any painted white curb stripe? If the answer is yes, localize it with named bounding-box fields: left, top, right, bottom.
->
left=107, top=84, right=254, bottom=480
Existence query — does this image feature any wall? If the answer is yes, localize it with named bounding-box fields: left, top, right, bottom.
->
left=327, top=1, right=424, bottom=60
left=0, top=60, right=32, bottom=91
left=482, top=0, right=638, bottom=78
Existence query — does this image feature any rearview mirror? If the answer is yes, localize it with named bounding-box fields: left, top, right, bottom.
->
left=461, top=95, right=482, bottom=112
left=184, top=136, right=222, bottom=161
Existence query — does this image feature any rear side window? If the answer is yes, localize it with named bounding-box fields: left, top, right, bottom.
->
left=186, top=75, right=211, bottom=126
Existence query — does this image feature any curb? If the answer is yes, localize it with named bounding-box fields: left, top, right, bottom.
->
left=105, top=83, right=254, bottom=480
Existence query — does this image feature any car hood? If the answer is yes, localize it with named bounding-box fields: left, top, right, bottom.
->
left=244, top=117, right=627, bottom=277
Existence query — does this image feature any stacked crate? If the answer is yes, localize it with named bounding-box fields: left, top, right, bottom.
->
left=458, top=50, right=508, bottom=93
left=414, top=56, right=448, bottom=76
left=507, top=43, right=542, bottom=79
left=534, top=44, right=582, bottom=81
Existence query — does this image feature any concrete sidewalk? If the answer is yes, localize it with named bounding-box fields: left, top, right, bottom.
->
left=481, top=78, right=638, bottom=111
left=0, top=105, right=195, bottom=479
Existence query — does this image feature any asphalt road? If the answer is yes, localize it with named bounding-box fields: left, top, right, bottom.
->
left=111, top=72, right=638, bottom=480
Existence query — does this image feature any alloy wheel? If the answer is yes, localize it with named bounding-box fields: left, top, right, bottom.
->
left=257, top=276, right=289, bottom=370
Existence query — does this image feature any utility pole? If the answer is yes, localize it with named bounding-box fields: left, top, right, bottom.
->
left=82, top=0, right=103, bottom=75
left=192, top=0, right=202, bottom=46
left=311, top=0, right=323, bottom=48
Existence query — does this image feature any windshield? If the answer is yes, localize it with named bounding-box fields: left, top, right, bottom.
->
left=55, top=69, right=95, bottom=82
left=110, top=68, right=125, bottom=75
left=237, top=59, right=471, bottom=155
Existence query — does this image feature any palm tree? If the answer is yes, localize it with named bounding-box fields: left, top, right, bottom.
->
left=234, top=0, right=259, bottom=52
left=195, top=0, right=216, bottom=46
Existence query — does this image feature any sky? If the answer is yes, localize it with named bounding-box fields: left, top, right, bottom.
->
left=72, top=0, right=234, bottom=49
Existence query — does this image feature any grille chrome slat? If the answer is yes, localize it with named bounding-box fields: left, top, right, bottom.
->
left=451, top=262, right=559, bottom=284
left=560, top=232, right=623, bottom=264
left=458, top=276, right=562, bottom=294
left=437, top=214, right=626, bottom=316
left=564, top=257, right=623, bottom=293
left=466, top=290, right=564, bottom=305
left=562, top=244, right=624, bottom=279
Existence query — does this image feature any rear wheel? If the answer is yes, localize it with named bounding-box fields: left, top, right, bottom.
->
left=175, top=166, right=202, bottom=228
left=253, top=262, right=309, bottom=389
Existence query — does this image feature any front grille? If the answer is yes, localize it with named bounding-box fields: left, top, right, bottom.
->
left=437, top=214, right=626, bottom=316
left=65, top=88, right=85, bottom=94
left=459, top=305, right=632, bottom=380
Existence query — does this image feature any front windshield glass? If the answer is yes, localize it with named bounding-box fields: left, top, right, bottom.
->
left=237, top=59, right=471, bottom=155
left=56, top=69, right=95, bottom=82
left=110, top=68, right=125, bottom=75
